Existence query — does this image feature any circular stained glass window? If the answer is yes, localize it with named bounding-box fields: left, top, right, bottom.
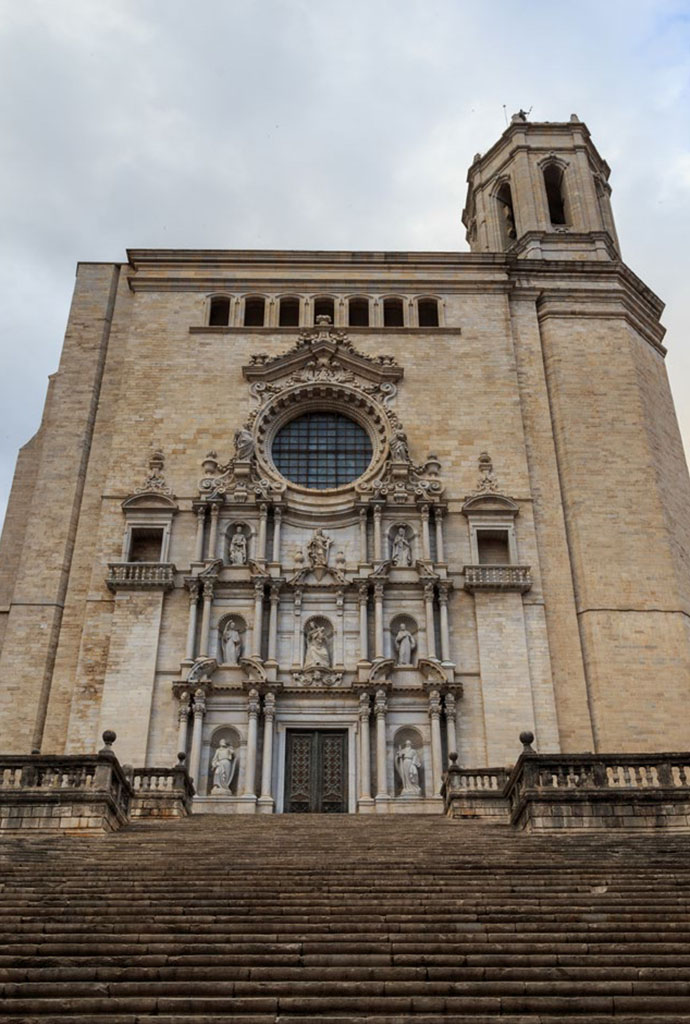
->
left=272, top=412, right=373, bottom=490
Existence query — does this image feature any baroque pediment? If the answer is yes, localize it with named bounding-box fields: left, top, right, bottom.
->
left=242, top=317, right=403, bottom=395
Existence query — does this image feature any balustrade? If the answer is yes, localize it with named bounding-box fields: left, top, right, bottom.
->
left=463, top=564, right=532, bottom=593
left=106, top=562, right=175, bottom=590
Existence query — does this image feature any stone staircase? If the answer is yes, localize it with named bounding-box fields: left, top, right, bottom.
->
left=1, top=814, right=690, bottom=1022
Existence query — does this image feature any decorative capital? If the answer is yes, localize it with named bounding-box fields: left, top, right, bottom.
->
left=445, top=692, right=457, bottom=721
left=202, top=578, right=215, bottom=600
left=358, top=582, right=369, bottom=602
left=247, top=688, right=260, bottom=717
left=374, top=582, right=385, bottom=600
left=428, top=688, right=442, bottom=718
left=424, top=582, right=436, bottom=600
left=374, top=688, right=387, bottom=717
left=186, top=578, right=200, bottom=602
left=192, top=689, right=206, bottom=716
left=253, top=578, right=266, bottom=598
left=358, top=692, right=371, bottom=719
left=264, top=691, right=276, bottom=718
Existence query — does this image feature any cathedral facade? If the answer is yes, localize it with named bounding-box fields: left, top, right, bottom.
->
left=1, top=115, right=689, bottom=814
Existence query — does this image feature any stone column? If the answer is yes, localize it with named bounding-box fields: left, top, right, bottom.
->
left=292, top=589, right=303, bottom=665
left=336, top=590, right=345, bottom=666
left=420, top=504, right=431, bottom=560
left=374, top=583, right=384, bottom=658
left=358, top=584, right=369, bottom=661
left=267, top=584, right=280, bottom=662
left=271, top=507, right=282, bottom=563
left=189, top=688, right=206, bottom=787
left=428, top=688, right=443, bottom=796
left=434, top=507, right=445, bottom=563
left=374, top=688, right=389, bottom=803
left=257, top=504, right=268, bottom=562
left=207, top=502, right=220, bottom=560
left=252, top=580, right=265, bottom=658
left=358, top=692, right=373, bottom=804
left=438, top=583, right=451, bottom=662
left=424, top=583, right=436, bottom=659
left=241, top=688, right=260, bottom=807
left=373, top=505, right=383, bottom=561
left=199, top=578, right=215, bottom=658
left=258, top=691, right=276, bottom=813
left=177, top=692, right=190, bottom=755
left=444, top=692, right=458, bottom=759
left=194, top=506, right=206, bottom=563
left=359, top=508, right=368, bottom=562
left=185, top=580, right=200, bottom=661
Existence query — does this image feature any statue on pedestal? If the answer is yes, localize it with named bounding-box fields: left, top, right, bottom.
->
left=391, top=526, right=412, bottom=566
left=221, top=619, right=242, bottom=665
left=394, top=622, right=417, bottom=665
left=395, top=739, right=422, bottom=796
left=211, top=739, right=237, bottom=793
left=307, top=528, right=331, bottom=568
left=304, top=623, right=331, bottom=668
left=229, top=526, right=248, bottom=565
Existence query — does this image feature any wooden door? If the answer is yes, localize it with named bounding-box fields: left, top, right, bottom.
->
left=285, top=730, right=348, bottom=813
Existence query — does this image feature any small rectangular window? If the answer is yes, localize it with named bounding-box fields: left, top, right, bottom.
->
left=348, top=298, right=369, bottom=327
left=279, top=297, right=300, bottom=326
left=383, top=298, right=404, bottom=327
left=477, top=529, right=510, bottom=564
left=209, top=297, right=230, bottom=326
left=418, top=299, right=439, bottom=327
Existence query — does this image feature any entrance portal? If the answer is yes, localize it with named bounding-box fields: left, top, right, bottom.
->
left=284, top=730, right=348, bottom=813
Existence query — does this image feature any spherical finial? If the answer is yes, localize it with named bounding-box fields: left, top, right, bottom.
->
left=31, top=747, right=41, bottom=755
left=102, top=730, right=116, bottom=747
left=449, top=752, right=458, bottom=764
left=177, top=751, right=187, bottom=764
left=519, top=730, right=535, bottom=752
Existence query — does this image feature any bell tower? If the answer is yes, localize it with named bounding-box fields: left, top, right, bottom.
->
left=462, top=113, right=620, bottom=260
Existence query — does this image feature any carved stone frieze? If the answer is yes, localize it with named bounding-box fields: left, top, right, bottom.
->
left=292, top=666, right=344, bottom=688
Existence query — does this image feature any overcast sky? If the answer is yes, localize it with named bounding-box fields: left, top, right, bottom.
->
left=1, top=0, right=689, bottom=525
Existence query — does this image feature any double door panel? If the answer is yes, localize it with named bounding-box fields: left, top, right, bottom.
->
left=285, top=729, right=348, bottom=813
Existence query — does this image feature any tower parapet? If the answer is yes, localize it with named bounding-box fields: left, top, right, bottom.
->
left=462, top=113, right=620, bottom=260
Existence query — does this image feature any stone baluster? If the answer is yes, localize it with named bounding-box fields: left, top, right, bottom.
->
left=258, top=691, right=276, bottom=811
left=373, top=505, right=383, bottom=561
left=207, top=502, right=220, bottom=560
left=185, top=579, right=200, bottom=660
left=292, top=589, right=303, bottom=665
left=374, top=583, right=384, bottom=659
left=424, top=583, right=436, bottom=659
left=428, top=688, right=443, bottom=796
left=271, top=507, right=282, bottom=562
left=189, top=688, right=206, bottom=787
left=358, top=584, right=369, bottom=661
left=434, top=507, right=445, bottom=563
left=444, top=692, right=458, bottom=759
left=267, top=584, right=280, bottom=662
left=177, top=692, right=190, bottom=754
left=257, top=504, right=268, bottom=562
left=359, top=508, right=368, bottom=563
left=252, top=579, right=265, bottom=658
left=374, top=688, right=389, bottom=800
left=438, top=582, right=451, bottom=662
left=194, top=506, right=206, bottom=563
left=199, top=578, right=215, bottom=657
left=420, top=504, right=431, bottom=560
left=359, top=692, right=372, bottom=802
left=243, top=688, right=260, bottom=801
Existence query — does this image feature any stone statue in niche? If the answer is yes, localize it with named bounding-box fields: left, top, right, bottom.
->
left=307, top=528, right=331, bottom=568
left=395, top=740, right=422, bottom=796
left=229, top=526, right=248, bottom=565
left=304, top=623, right=331, bottom=668
left=394, top=622, right=417, bottom=665
left=390, top=427, right=410, bottom=462
left=221, top=619, right=243, bottom=665
left=234, top=428, right=254, bottom=461
left=211, top=739, right=237, bottom=793
left=391, top=526, right=412, bottom=566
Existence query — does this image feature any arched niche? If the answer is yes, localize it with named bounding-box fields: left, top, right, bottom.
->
left=390, top=614, right=418, bottom=666
left=393, top=726, right=425, bottom=798
left=302, top=615, right=333, bottom=668
left=217, top=614, right=248, bottom=666
left=226, top=522, right=251, bottom=565
left=207, top=726, right=241, bottom=796
left=389, top=523, right=414, bottom=566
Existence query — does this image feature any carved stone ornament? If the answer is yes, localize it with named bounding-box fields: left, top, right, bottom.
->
left=186, top=657, right=217, bottom=683
left=197, top=322, right=444, bottom=505
left=292, top=666, right=344, bottom=687
left=474, top=452, right=500, bottom=494
left=134, top=449, right=174, bottom=498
